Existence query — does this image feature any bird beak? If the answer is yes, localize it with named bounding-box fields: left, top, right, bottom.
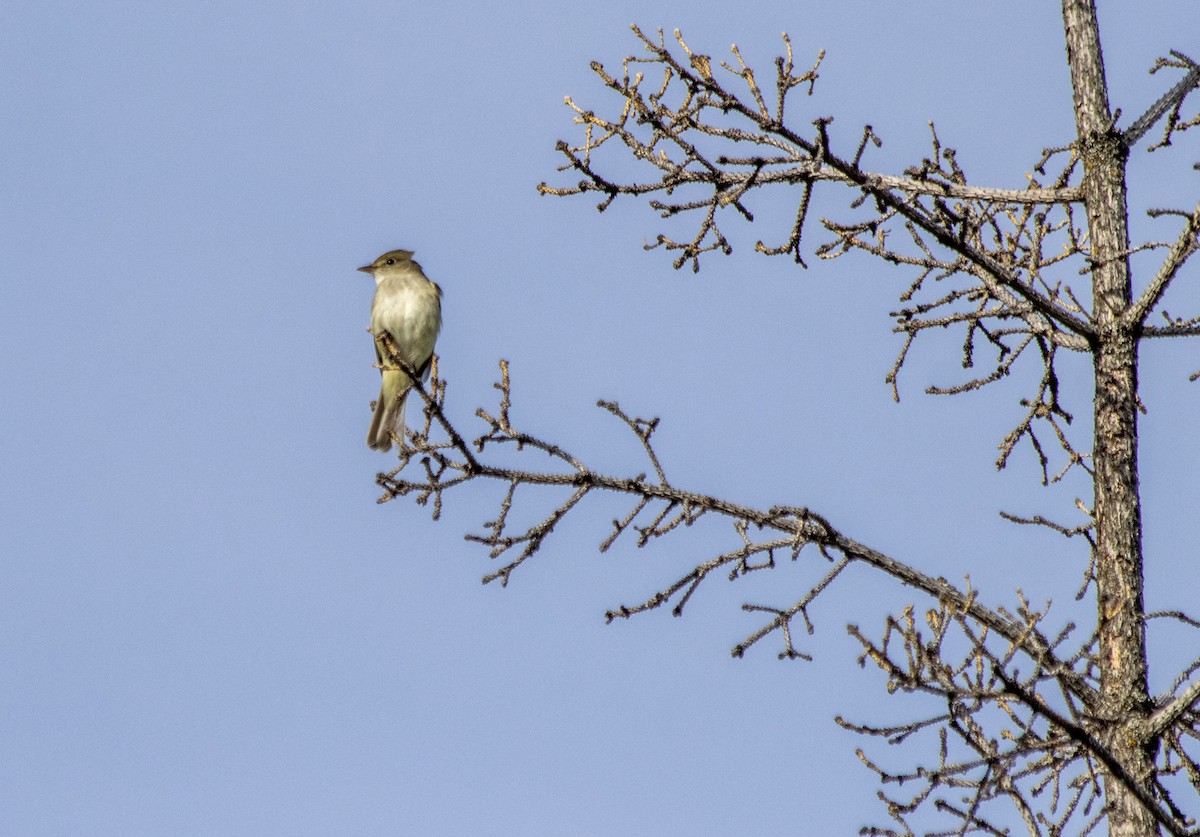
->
left=356, top=264, right=374, bottom=274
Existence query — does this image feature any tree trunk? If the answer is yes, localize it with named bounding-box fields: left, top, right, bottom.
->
left=1061, top=1, right=1155, bottom=834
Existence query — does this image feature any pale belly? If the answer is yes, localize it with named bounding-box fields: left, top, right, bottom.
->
left=371, top=276, right=442, bottom=366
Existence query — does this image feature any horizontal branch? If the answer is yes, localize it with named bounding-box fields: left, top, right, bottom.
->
left=542, top=159, right=1084, bottom=205
left=1141, top=323, right=1200, bottom=338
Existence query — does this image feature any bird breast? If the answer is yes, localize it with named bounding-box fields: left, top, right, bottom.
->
left=371, top=274, right=442, bottom=362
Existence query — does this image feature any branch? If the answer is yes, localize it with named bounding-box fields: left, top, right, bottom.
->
left=377, top=359, right=1100, bottom=710
left=373, top=359, right=1200, bottom=831
left=843, top=598, right=1103, bottom=835
left=547, top=156, right=1085, bottom=204
left=1122, top=51, right=1200, bottom=151
left=541, top=26, right=1096, bottom=344
left=995, top=668, right=1194, bottom=837
left=1151, top=678, right=1200, bottom=739
left=1125, top=201, right=1200, bottom=329
left=999, top=509, right=1095, bottom=547
left=540, top=28, right=1108, bottom=477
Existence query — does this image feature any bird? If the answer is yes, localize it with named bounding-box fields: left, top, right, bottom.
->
left=358, top=249, right=443, bottom=452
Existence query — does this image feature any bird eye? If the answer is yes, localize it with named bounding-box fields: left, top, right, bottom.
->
left=385, top=258, right=395, bottom=265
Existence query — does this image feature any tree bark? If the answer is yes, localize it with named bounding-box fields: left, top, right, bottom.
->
left=1061, top=1, right=1155, bottom=834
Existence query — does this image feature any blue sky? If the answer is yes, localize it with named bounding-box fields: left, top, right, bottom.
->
left=3, top=2, right=1198, bottom=834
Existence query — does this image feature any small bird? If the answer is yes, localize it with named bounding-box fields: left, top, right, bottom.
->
left=359, top=249, right=443, bottom=452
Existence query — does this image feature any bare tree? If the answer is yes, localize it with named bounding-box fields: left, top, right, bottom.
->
left=371, top=2, right=1200, bottom=834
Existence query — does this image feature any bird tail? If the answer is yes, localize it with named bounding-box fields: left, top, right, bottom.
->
left=367, top=371, right=409, bottom=451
